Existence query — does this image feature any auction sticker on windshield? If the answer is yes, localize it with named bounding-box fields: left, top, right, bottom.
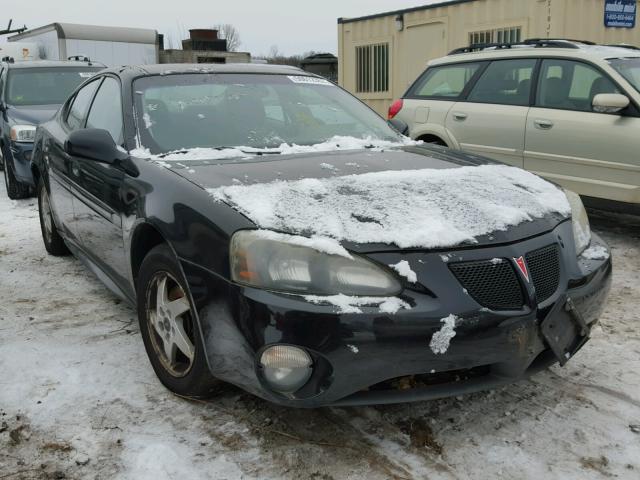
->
left=287, top=75, right=332, bottom=86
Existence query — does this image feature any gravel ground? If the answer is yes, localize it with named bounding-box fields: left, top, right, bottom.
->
left=1, top=179, right=639, bottom=480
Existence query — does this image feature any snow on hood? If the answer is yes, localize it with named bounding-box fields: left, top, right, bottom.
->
left=131, top=135, right=417, bottom=162
left=209, top=164, right=571, bottom=249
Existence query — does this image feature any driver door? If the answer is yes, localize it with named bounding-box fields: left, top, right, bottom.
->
left=524, top=59, right=640, bottom=203
left=70, top=76, right=129, bottom=287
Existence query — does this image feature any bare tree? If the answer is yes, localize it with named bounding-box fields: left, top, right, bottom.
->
left=215, top=24, right=241, bottom=52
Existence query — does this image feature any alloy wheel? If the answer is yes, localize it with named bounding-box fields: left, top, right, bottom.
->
left=146, top=272, right=196, bottom=377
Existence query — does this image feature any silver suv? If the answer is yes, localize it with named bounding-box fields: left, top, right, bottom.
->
left=390, top=39, right=640, bottom=206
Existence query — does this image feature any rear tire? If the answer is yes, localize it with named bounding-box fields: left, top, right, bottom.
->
left=37, top=179, right=70, bottom=256
left=137, top=244, right=219, bottom=399
left=3, top=150, right=30, bottom=200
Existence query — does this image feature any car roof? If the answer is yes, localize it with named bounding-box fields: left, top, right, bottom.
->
left=1, top=60, right=105, bottom=69
left=431, top=43, right=640, bottom=66
left=101, top=63, right=311, bottom=80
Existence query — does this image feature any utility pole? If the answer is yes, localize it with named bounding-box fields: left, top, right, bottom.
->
left=0, top=20, right=28, bottom=36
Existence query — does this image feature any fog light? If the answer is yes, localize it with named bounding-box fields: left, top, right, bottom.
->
left=260, top=345, right=312, bottom=393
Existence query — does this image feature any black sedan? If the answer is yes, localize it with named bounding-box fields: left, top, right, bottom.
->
left=31, top=64, right=612, bottom=407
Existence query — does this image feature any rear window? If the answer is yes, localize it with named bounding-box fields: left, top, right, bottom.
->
left=5, top=67, right=102, bottom=106
left=408, top=62, right=482, bottom=99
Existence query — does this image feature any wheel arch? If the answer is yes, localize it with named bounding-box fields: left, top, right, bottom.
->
left=416, top=133, right=448, bottom=146
left=31, top=164, right=42, bottom=188
left=130, top=221, right=171, bottom=286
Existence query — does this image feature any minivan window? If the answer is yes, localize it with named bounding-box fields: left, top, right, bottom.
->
left=86, top=77, right=123, bottom=144
left=467, top=59, right=536, bottom=106
left=609, top=57, right=640, bottom=94
left=5, top=67, right=101, bottom=106
left=537, top=59, right=619, bottom=112
left=66, top=79, right=101, bottom=131
left=409, top=63, right=482, bottom=98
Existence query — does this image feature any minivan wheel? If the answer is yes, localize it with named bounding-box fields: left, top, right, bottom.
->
left=37, top=179, right=70, bottom=256
left=3, top=153, right=30, bottom=200
left=137, top=244, right=219, bottom=399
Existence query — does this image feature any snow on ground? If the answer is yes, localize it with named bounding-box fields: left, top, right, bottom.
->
left=209, top=164, right=571, bottom=249
left=1, top=180, right=639, bottom=480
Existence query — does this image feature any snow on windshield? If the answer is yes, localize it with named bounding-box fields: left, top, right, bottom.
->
left=209, top=164, right=571, bottom=249
left=131, top=135, right=417, bottom=162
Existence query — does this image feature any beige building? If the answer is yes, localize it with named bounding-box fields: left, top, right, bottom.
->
left=338, top=0, right=640, bottom=115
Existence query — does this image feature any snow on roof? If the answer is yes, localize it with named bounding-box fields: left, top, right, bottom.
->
left=209, top=164, right=571, bottom=249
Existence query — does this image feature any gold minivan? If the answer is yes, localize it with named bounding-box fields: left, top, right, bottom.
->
left=390, top=39, right=640, bottom=206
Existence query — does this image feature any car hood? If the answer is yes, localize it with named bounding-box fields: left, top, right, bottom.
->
left=7, top=104, right=59, bottom=126
left=157, top=146, right=571, bottom=252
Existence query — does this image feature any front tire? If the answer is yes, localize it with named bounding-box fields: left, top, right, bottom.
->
left=37, top=179, right=70, bottom=256
left=137, top=244, right=219, bottom=399
left=3, top=151, right=30, bottom=200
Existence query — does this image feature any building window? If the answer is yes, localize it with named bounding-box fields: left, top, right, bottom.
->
left=469, top=27, right=522, bottom=45
left=355, top=43, right=389, bottom=93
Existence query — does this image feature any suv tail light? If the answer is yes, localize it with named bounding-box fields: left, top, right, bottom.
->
left=388, top=99, right=403, bottom=120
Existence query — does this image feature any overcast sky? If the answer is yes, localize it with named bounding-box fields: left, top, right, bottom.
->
left=1, top=0, right=442, bottom=56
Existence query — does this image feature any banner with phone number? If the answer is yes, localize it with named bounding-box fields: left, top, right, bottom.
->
left=604, top=0, right=636, bottom=28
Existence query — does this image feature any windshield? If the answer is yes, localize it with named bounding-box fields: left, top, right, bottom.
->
left=5, top=67, right=102, bottom=107
left=133, top=73, right=400, bottom=154
left=608, top=57, right=640, bottom=93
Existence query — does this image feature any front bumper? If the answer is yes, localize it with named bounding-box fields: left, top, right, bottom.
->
left=7, top=141, right=35, bottom=186
left=184, top=223, right=612, bottom=408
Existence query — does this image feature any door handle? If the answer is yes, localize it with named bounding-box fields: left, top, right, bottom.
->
left=452, top=112, right=468, bottom=121
left=534, top=119, right=554, bottom=130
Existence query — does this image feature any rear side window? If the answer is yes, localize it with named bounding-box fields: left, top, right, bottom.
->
left=536, top=59, right=620, bottom=112
left=467, top=59, right=536, bottom=106
left=409, top=63, right=482, bottom=99
left=66, top=79, right=101, bottom=130
left=86, top=77, right=124, bottom=144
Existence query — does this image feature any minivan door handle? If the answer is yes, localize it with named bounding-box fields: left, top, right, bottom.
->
left=452, top=112, right=468, bottom=121
left=534, top=119, right=554, bottom=130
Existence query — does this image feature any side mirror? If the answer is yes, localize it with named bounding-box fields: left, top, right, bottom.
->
left=592, top=93, right=630, bottom=114
left=65, top=128, right=128, bottom=164
left=388, top=118, right=409, bottom=136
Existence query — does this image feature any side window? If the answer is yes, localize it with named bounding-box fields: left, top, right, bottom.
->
left=537, top=59, right=620, bottom=112
left=467, top=59, right=536, bottom=106
left=86, top=77, right=124, bottom=144
left=66, top=79, right=101, bottom=130
left=410, top=63, right=482, bottom=98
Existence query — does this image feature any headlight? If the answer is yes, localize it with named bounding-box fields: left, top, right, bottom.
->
left=230, top=230, right=401, bottom=296
left=564, top=190, right=591, bottom=255
left=10, top=125, right=36, bottom=143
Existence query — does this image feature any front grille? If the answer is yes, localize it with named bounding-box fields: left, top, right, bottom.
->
left=449, top=259, right=525, bottom=310
left=526, top=244, right=561, bottom=303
